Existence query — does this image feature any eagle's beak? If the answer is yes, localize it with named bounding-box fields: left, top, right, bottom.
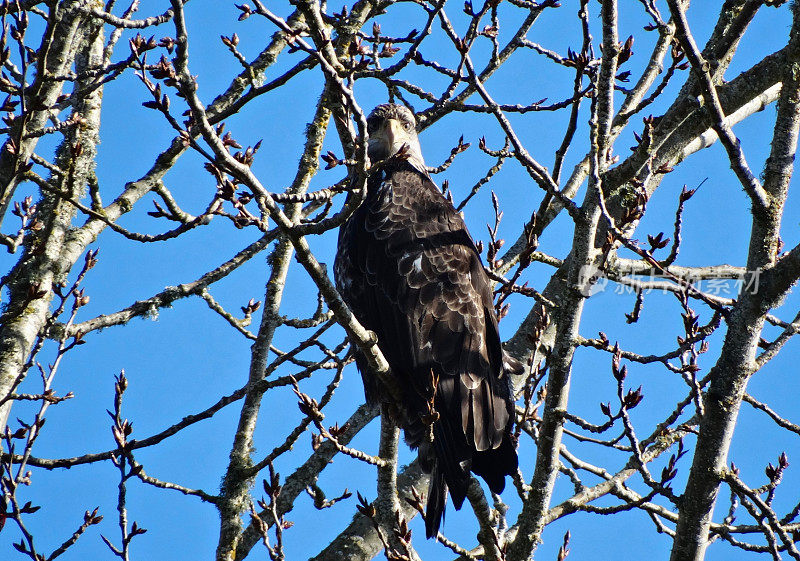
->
left=368, top=118, right=405, bottom=159
left=383, top=118, right=405, bottom=149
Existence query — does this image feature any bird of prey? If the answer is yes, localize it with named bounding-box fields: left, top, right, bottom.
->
left=334, top=103, right=518, bottom=538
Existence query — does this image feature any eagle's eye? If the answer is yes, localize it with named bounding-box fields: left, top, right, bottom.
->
left=403, top=121, right=413, bottom=131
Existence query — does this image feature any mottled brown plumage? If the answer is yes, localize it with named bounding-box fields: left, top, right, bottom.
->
left=334, top=104, right=518, bottom=538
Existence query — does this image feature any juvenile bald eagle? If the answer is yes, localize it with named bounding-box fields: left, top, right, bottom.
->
left=334, top=104, right=518, bottom=538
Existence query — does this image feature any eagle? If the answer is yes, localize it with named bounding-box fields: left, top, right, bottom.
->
left=334, top=103, right=518, bottom=538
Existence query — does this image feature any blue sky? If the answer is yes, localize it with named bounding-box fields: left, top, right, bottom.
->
left=2, top=1, right=799, bottom=560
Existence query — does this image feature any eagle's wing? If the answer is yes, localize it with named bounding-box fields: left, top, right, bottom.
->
left=335, top=163, right=516, bottom=536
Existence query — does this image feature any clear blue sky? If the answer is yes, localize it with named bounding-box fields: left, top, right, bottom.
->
left=2, top=1, right=798, bottom=560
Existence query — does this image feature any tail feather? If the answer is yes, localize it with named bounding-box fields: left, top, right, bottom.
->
left=424, top=435, right=517, bottom=538
left=432, top=409, right=470, bottom=509
left=425, top=460, right=448, bottom=539
left=417, top=358, right=517, bottom=538
left=471, top=435, right=518, bottom=494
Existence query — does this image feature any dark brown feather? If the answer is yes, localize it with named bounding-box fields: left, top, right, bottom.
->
left=334, top=159, right=518, bottom=538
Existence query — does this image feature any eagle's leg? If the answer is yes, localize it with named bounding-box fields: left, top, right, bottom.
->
left=421, top=368, right=440, bottom=445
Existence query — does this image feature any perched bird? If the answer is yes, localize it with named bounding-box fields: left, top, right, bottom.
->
left=334, top=103, right=518, bottom=538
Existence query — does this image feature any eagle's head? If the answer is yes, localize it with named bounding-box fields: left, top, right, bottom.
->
left=366, top=104, right=426, bottom=174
